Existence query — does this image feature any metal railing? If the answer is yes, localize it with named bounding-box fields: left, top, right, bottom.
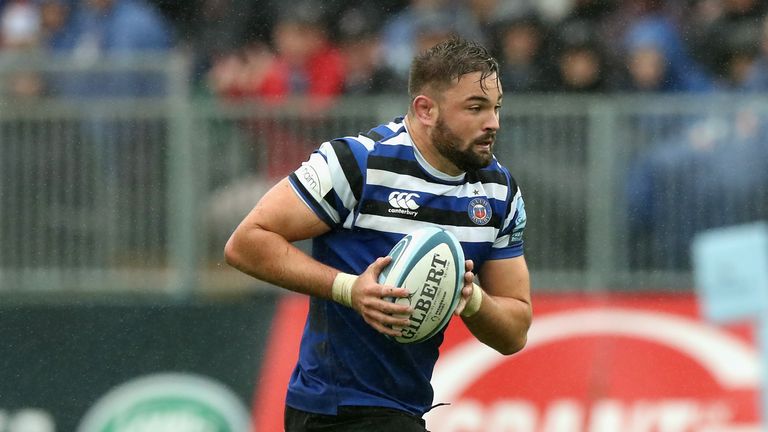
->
left=2, top=53, right=767, bottom=297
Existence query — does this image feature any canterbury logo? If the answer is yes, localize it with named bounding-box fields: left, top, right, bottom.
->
left=388, top=192, right=420, bottom=210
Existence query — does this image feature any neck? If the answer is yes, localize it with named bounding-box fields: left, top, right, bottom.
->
left=404, top=115, right=462, bottom=176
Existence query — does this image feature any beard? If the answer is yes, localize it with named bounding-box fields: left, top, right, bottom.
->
left=431, top=116, right=494, bottom=172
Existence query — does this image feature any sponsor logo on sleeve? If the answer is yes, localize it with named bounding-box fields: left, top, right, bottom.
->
left=295, top=153, right=331, bottom=198
left=510, top=198, right=527, bottom=244
left=297, top=164, right=321, bottom=195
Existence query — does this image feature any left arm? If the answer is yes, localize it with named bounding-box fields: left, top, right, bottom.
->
left=456, top=256, right=532, bottom=355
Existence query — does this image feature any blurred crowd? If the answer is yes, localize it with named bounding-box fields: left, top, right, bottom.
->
left=2, top=0, right=767, bottom=272
left=4, top=0, right=768, bottom=101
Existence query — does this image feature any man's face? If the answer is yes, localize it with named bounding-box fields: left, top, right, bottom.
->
left=430, top=71, right=502, bottom=172
left=86, top=0, right=112, bottom=11
left=629, top=47, right=666, bottom=90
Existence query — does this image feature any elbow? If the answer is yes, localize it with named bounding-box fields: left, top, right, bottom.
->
left=223, top=224, right=279, bottom=284
left=497, top=309, right=532, bottom=356
left=497, top=333, right=528, bottom=356
left=223, top=234, right=240, bottom=268
left=223, top=229, right=250, bottom=270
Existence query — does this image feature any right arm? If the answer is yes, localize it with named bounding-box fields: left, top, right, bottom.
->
left=224, top=177, right=412, bottom=336
left=224, top=178, right=337, bottom=297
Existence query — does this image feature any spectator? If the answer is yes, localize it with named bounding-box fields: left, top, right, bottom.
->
left=626, top=106, right=768, bottom=269
left=717, top=25, right=761, bottom=90
left=742, top=15, right=768, bottom=91
left=179, top=0, right=266, bottom=90
left=47, top=0, right=174, bottom=98
left=689, top=0, right=765, bottom=82
left=380, top=0, right=483, bottom=80
left=549, top=39, right=609, bottom=93
left=207, top=40, right=275, bottom=99
left=0, top=0, right=44, bottom=98
left=208, top=1, right=347, bottom=186
left=553, top=0, right=620, bottom=59
left=494, top=12, right=552, bottom=93
left=337, top=5, right=401, bottom=95
left=261, top=2, right=344, bottom=106
left=411, top=8, right=457, bottom=55
left=210, top=1, right=345, bottom=110
left=491, top=0, right=589, bottom=25
left=460, top=0, right=522, bottom=47
left=1, top=0, right=39, bottom=49
left=615, top=15, right=714, bottom=92
left=39, top=0, right=175, bottom=259
left=38, top=0, right=71, bottom=50
left=616, top=39, right=670, bottom=92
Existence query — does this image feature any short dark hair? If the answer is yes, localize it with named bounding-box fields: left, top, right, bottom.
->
left=408, top=36, right=499, bottom=99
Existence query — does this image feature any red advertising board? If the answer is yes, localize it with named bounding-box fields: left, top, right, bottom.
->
left=252, top=293, right=762, bottom=432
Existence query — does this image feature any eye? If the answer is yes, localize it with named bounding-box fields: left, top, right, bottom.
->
left=468, top=106, right=482, bottom=113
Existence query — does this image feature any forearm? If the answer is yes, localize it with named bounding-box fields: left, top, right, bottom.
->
left=224, top=225, right=338, bottom=299
left=462, top=291, right=532, bottom=355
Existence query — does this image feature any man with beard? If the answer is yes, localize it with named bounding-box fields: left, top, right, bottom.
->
left=225, top=36, right=531, bottom=432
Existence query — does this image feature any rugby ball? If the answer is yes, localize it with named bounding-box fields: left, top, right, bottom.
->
left=379, top=226, right=465, bottom=344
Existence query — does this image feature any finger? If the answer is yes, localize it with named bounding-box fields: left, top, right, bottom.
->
left=379, top=286, right=409, bottom=299
left=369, top=320, right=402, bottom=338
left=372, top=309, right=411, bottom=328
left=454, top=284, right=472, bottom=316
left=464, top=259, right=474, bottom=273
left=464, top=271, right=474, bottom=285
left=368, top=256, right=393, bottom=275
left=454, top=297, right=467, bottom=316
left=359, top=298, right=410, bottom=321
left=376, top=297, right=412, bottom=315
left=365, top=312, right=406, bottom=337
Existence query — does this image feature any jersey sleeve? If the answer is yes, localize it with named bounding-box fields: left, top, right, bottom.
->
left=288, top=138, right=366, bottom=229
left=489, top=185, right=527, bottom=259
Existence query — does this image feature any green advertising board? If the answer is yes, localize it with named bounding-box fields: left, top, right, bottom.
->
left=0, top=295, right=278, bottom=432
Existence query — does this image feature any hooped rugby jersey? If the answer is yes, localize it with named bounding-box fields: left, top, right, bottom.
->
left=286, top=116, right=527, bottom=416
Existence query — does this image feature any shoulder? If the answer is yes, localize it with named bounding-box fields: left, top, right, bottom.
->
left=326, top=117, right=409, bottom=159
left=360, top=117, right=408, bottom=145
left=471, top=159, right=519, bottom=195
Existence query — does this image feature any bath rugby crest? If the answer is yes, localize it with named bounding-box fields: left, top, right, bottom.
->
left=468, top=197, right=492, bottom=225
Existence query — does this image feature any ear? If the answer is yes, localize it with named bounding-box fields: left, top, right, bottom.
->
left=411, top=95, right=437, bottom=127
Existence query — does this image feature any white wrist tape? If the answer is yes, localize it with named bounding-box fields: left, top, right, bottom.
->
left=461, top=283, right=483, bottom=317
left=331, top=272, right=357, bottom=307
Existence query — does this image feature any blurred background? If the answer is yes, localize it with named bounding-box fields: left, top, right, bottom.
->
left=0, top=0, right=766, bottom=431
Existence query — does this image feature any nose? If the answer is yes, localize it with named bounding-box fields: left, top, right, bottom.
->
left=484, top=111, right=500, bottom=132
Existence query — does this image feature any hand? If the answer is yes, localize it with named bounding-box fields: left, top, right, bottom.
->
left=350, top=256, right=413, bottom=338
left=453, top=259, right=476, bottom=316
